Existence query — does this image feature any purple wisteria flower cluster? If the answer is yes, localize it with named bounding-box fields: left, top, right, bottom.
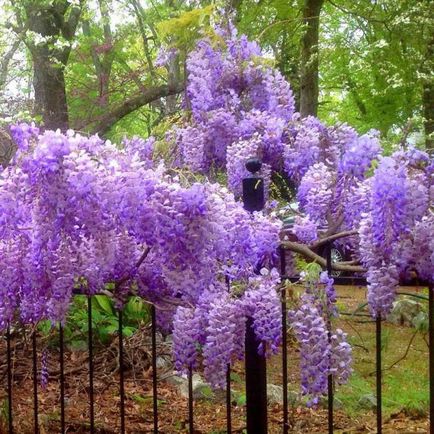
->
left=359, top=150, right=433, bottom=317
left=169, top=32, right=387, bottom=260
left=289, top=272, right=352, bottom=405
left=0, top=123, right=284, bottom=388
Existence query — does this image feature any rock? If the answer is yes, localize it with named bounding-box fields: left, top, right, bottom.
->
left=164, top=334, right=173, bottom=344
left=266, top=384, right=299, bottom=406
left=318, top=395, right=343, bottom=410
left=387, top=298, right=423, bottom=327
left=165, top=372, right=226, bottom=402
left=165, top=373, right=186, bottom=387
left=176, top=374, right=215, bottom=401
left=156, top=355, right=172, bottom=370
left=357, top=393, right=377, bottom=410
left=412, top=311, right=428, bottom=330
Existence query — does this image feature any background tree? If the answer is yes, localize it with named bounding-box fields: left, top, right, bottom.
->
left=235, top=0, right=433, bottom=148
left=0, top=0, right=432, bottom=148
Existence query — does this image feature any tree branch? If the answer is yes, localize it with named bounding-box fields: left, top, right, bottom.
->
left=116, top=246, right=151, bottom=288
left=0, top=39, right=21, bottom=90
left=309, top=230, right=359, bottom=250
left=90, top=82, right=184, bottom=136
left=282, top=240, right=366, bottom=273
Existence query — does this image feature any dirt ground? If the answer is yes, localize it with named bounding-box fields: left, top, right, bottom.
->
left=0, top=285, right=430, bottom=433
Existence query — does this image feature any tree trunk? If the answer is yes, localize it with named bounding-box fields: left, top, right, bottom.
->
left=423, top=36, right=433, bottom=150
left=33, top=52, right=69, bottom=131
left=21, top=1, right=83, bottom=131
left=299, top=0, right=324, bottom=117
left=423, top=83, right=434, bottom=151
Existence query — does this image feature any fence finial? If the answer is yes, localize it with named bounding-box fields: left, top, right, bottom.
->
left=243, top=158, right=264, bottom=213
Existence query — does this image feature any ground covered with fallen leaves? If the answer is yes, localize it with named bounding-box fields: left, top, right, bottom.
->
left=0, top=286, right=430, bottom=433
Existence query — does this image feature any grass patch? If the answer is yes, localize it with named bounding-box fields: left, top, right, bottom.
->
left=336, top=316, right=428, bottom=419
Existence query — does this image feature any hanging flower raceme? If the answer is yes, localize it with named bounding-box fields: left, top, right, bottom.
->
left=290, top=297, right=330, bottom=405
left=289, top=272, right=352, bottom=405
left=358, top=149, right=433, bottom=317
left=203, top=295, right=245, bottom=388
left=243, top=269, right=282, bottom=356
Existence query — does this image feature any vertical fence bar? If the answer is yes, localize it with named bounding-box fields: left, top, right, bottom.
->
left=59, top=324, right=66, bottom=434
left=118, top=309, right=125, bottom=434
left=32, top=331, right=39, bottom=434
left=6, top=325, right=13, bottom=434
left=188, top=366, right=194, bottom=434
left=151, top=305, right=158, bottom=434
left=376, top=315, right=382, bottom=434
left=245, top=318, right=268, bottom=434
left=87, top=296, right=95, bottom=434
left=243, top=158, right=267, bottom=434
left=280, top=247, right=289, bottom=434
left=429, top=282, right=433, bottom=434
left=226, top=364, right=232, bottom=434
left=325, top=242, right=334, bottom=434
left=225, top=276, right=232, bottom=434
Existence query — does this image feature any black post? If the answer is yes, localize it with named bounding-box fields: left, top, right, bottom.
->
left=226, top=364, right=232, bottom=434
left=118, top=309, right=125, bottom=434
left=188, top=366, right=194, bottom=434
left=376, top=314, right=382, bottom=434
left=6, top=325, right=13, bottom=434
left=59, top=324, right=65, bottom=434
left=225, top=276, right=232, bottom=434
left=87, top=296, right=95, bottom=434
left=429, top=283, right=433, bottom=434
left=151, top=305, right=159, bottom=434
left=243, top=158, right=267, bottom=434
left=325, top=242, right=334, bottom=434
left=280, top=247, right=289, bottom=434
left=32, top=331, right=39, bottom=434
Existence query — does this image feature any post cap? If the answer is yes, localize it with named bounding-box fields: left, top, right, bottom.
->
left=245, top=158, right=262, bottom=174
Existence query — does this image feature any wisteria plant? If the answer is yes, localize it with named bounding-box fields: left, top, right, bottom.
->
left=1, top=28, right=433, bottom=407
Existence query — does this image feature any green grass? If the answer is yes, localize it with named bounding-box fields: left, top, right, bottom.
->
left=336, top=319, right=429, bottom=419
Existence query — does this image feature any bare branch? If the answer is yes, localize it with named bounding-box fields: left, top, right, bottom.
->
left=90, top=82, right=184, bottom=136
left=310, top=230, right=359, bottom=250
left=0, top=39, right=21, bottom=90
left=282, top=240, right=366, bottom=273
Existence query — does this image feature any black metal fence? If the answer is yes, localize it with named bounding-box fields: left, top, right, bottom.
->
left=1, top=161, right=433, bottom=433
left=2, top=255, right=432, bottom=434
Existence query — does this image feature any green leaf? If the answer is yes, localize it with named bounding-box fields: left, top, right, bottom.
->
left=93, top=295, right=114, bottom=315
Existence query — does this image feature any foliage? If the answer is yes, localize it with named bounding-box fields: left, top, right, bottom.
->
left=157, top=6, right=214, bottom=50
left=39, top=295, right=150, bottom=347
left=235, top=0, right=433, bottom=144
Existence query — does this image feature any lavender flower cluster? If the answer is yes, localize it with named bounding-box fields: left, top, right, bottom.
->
left=0, top=123, right=284, bottom=388
left=359, top=150, right=433, bottom=317
left=289, top=272, right=352, bottom=405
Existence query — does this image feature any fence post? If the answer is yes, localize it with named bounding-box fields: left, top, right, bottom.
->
left=376, top=314, right=382, bottom=434
left=7, top=325, right=13, bottom=434
left=325, top=242, right=334, bottom=434
left=242, top=158, right=267, bottom=434
left=32, top=331, right=39, bottom=434
left=429, top=282, right=433, bottom=434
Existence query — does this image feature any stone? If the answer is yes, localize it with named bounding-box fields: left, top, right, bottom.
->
left=156, top=355, right=172, bottom=370
left=176, top=374, right=215, bottom=401
left=266, top=384, right=300, bottom=406
left=318, top=395, right=343, bottom=410
left=387, top=298, right=424, bottom=327
left=165, top=373, right=186, bottom=387
left=357, top=393, right=377, bottom=410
